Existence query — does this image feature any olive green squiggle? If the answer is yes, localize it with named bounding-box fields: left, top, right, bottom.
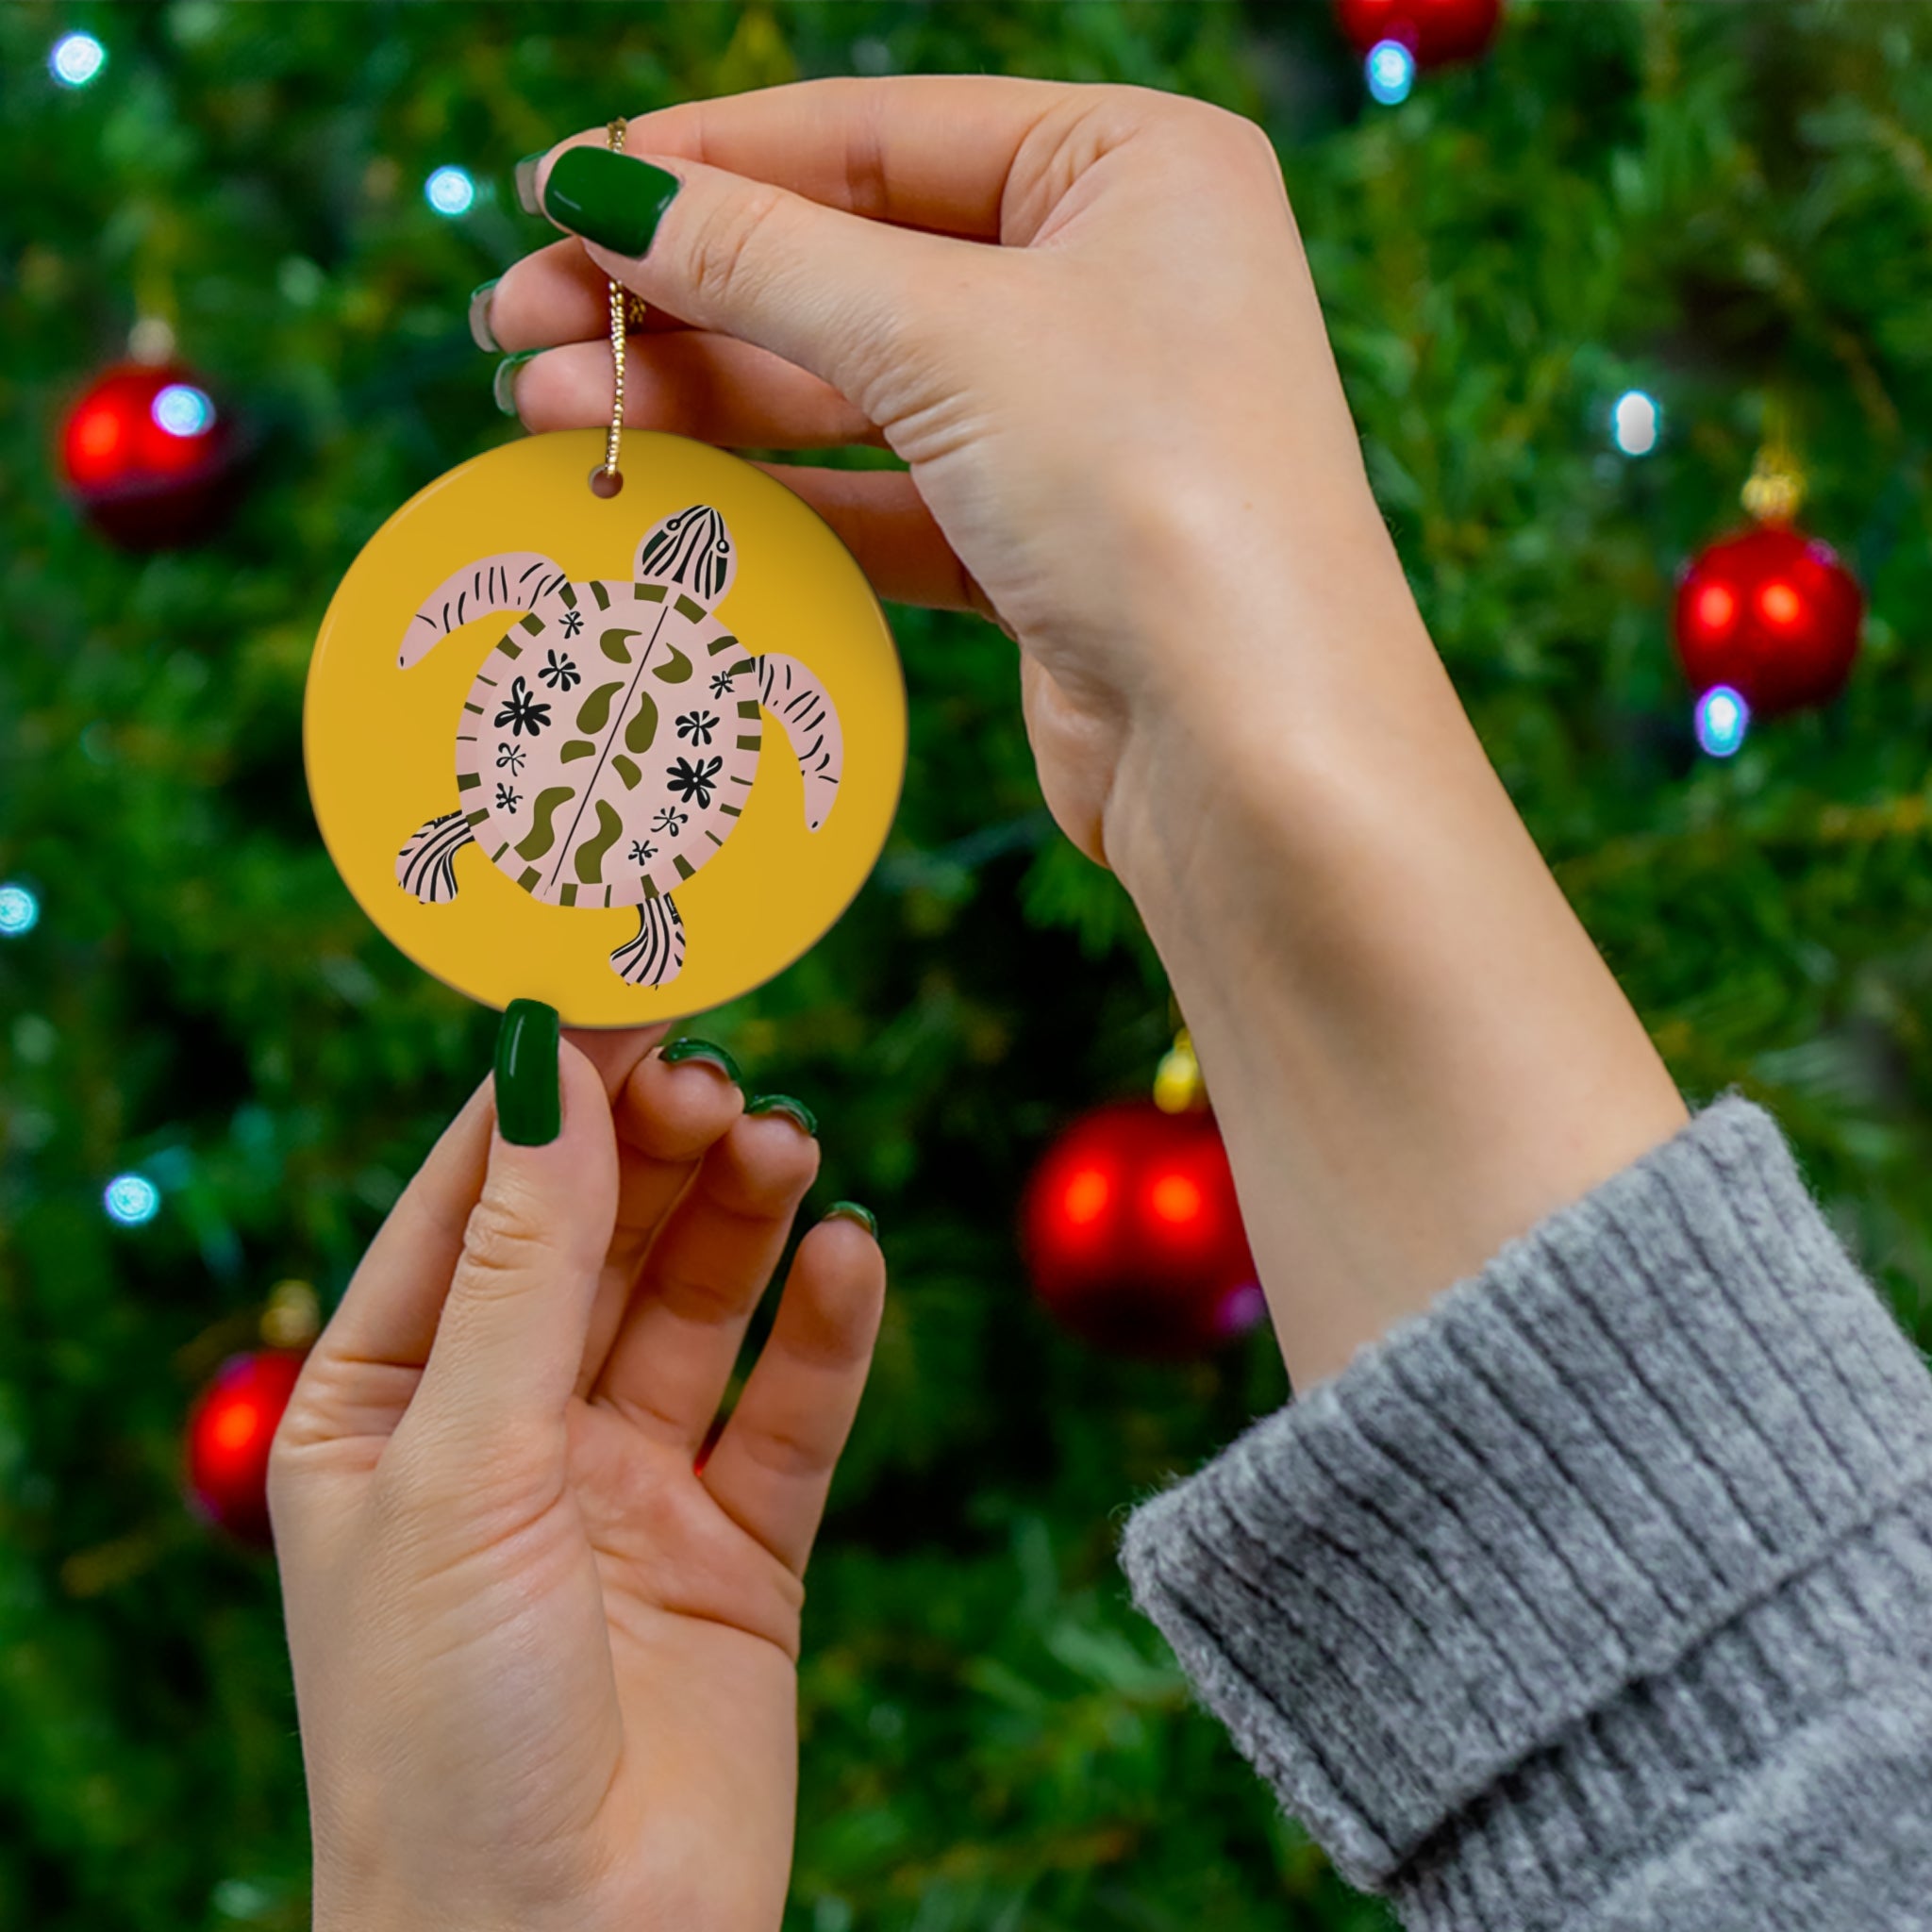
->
left=575, top=799, right=624, bottom=884
left=515, top=786, right=575, bottom=861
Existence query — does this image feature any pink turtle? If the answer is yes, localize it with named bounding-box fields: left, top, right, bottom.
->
left=393, top=504, right=842, bottom=989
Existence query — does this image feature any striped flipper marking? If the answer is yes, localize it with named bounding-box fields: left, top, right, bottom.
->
left=756, top=654, right=843, bottom=831
left=396, top=553, right=573, bottom=668
left=608, top=895, right=686, bottom=989
left=396, top=811, right=475, bottom=904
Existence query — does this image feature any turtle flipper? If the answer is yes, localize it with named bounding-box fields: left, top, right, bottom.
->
left=396, top=812, right=474, bottom=904
left=395, top=553, right=571, bottom=669
left=608, top=896, right=686, bottom=989
left=755, top=654, right=843, bottom=831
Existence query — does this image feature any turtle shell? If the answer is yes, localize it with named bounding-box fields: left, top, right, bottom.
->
left=453, top=578, right=762, bottom=908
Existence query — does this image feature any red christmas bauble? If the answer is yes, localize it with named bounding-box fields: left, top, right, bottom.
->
left=183, top=1349, right=307, bottom=1547
left=1335, top=0, right=1502, bottom=65
left=1020, top=1101, right=1263, bottom=1358
left=1673, top=524, right=1863, bottom=718
left=59, top=361, right=240, bottom=549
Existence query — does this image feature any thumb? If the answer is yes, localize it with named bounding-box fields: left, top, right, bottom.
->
left=531, top=141, right=974, bottom=420
left=406, top=1002, right=619, bottom=1454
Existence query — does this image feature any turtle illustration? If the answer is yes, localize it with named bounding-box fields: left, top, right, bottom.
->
left=392, top=504, right=842, bottom=990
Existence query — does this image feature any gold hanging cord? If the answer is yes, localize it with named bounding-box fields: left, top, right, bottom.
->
left=595, top=118, right=651, bottom=493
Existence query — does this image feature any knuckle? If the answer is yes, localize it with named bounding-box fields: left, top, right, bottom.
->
left=684, top=182, right=791, bottom=313
left=454, top=1191, right=551, bottom=1296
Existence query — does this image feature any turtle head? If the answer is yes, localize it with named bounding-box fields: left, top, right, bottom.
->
left=634, top=504, right=736, bottom=607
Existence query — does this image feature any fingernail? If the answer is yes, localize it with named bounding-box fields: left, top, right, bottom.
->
left=492, top=350, right=540, bottom=416
left=468, top=278, right=501, bottom=352
left=541, top=146, right=681, bottom=257
left=746, top=1093, right=818, bottom=1138
left=495, top=999, right=561, bottom=1145
left=824, top=1200, right=877, bottom=1238
left=513, top=152, right=545, bottom=216
left=659, top=1036, right=742, bottom=1085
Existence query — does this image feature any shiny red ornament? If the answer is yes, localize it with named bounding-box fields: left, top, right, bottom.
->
left=1673, top=524, right=1863, bottom=718
left=183, top=1349, right=307, bottom=1547
left=58, top=361, right=240, bottom=548
left=1020, top=1100, right=1263, bottom=1358
left=1334, top=0, right=1502, bottom=65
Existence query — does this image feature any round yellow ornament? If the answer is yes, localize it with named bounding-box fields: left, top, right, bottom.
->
left=305, top=429, right=906, bottom=1026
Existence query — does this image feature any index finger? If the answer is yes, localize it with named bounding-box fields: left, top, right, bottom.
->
left=544, top=73, right=1081, bottom=242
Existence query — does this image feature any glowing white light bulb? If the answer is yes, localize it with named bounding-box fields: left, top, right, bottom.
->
left=50, top=32, right=106, bottom=88
left=425, top=166, right=476, bottom=217
left=1366, top=40, right=1416, bottom=107
left=1694, top=684, right=1750, bottom=758
left=152, top=384, right=215, bottom=438
left=1612, top=390, right=1661, bottom=457
left=104, top=1174, right=161, bottom=1226
left=0, top=883, right=39, bottom=936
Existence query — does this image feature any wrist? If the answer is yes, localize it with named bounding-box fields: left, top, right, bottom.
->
left=1096, top=525, right=1686, bottom=1387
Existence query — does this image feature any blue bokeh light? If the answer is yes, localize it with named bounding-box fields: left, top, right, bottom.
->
left=1612, top=389, right=1661, bottom=457
left=152, top=383, right=216, bottom=438
left=425, top=166, right=476, bottom=217
left=0, top=883, right=40, bottom=937
left=104, top=1174, right=161, bottom=1226
left=1694, top=685, right=1750, bottom=758
left=1366, top=40, right=1416, bottom=106
left=50, top=31, right=106, bottom=87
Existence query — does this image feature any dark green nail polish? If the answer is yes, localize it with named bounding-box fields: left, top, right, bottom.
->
left=541, top=146, right=681, bottom=257
left=659, top=1036, right=742, bottom=1085
left=746, top=1093, right=818, bottom=1138
left=824, top=1200, right=877, bottom=1238
left=492, top=350, right=539, bottom=416
left=513, top=152, right=545, bottom=216
left=468, top=278, right=501, bottom=353
left=495, top=999, right=560, bottom=1145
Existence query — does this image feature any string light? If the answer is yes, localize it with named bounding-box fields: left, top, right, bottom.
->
left=0, top=883, right=39, bottom=937
left=1366, top=40, right=1417, bottom=105
left=425, top=166, right=476, bottom=217
left=1611, top=390, right=1661, bottom=457
left=104, top=1174, right=162, bottom=1225
left=1694, top=685, right=1750, bottom=759
left=152, top=383, right=216, bottom=439
left=50, top=32, right=106, bottom=88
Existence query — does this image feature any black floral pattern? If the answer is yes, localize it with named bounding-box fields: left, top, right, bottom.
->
left=665, top=755, right=723, bottom=810
left=627, top=840, right=658, bottom=865
left=675, top=708, right=719, bottom=746
left=495, top=783, right=521, bottom=813
left=651, top=806, right=688, bottom=839
left=493, top=675, right=551, bottom=738
left=495, top=741, right=525, bottom=774
left=538, top=649, right=580, bottom=691
left=708, top=669, right=736, bottom=697
left=560, top=608, right=583, bottom=638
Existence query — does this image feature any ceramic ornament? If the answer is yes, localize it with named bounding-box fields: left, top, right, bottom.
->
left=306, top=428, right=906, bottom=1026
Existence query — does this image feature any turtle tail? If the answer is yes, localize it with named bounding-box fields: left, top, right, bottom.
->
left=608, top=896, right=686, bottom=989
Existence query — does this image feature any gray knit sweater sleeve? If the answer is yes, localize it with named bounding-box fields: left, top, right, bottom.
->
left=1119, top=1097, right=1932, bottom=1930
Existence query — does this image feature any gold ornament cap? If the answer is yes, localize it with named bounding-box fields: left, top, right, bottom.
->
left=1741, top=401, right=1806, bottom=525
left=259, top=1278, right=321, bottom=1351
left=1154, top=1026, right=1207, bottom=1113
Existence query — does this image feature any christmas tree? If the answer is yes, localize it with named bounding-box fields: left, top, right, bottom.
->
left=5, top=5, right=1931, bottom=1928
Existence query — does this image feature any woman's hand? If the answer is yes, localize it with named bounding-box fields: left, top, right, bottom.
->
left=270, top=1021, right=884, bottom=1932
left=485, top=77, right=1685, bottom=1389
left=484, top=75, right=1387, bottom=876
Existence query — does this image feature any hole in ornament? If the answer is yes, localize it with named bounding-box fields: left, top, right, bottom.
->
left=589, top=466, right=625, bottom=499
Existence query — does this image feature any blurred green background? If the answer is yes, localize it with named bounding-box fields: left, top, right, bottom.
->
left=5, top=3, right=1932, bottom=1928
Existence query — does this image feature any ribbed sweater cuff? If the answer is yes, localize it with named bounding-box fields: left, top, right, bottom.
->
left=1119, top=1097, right=1932, bottom=1907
